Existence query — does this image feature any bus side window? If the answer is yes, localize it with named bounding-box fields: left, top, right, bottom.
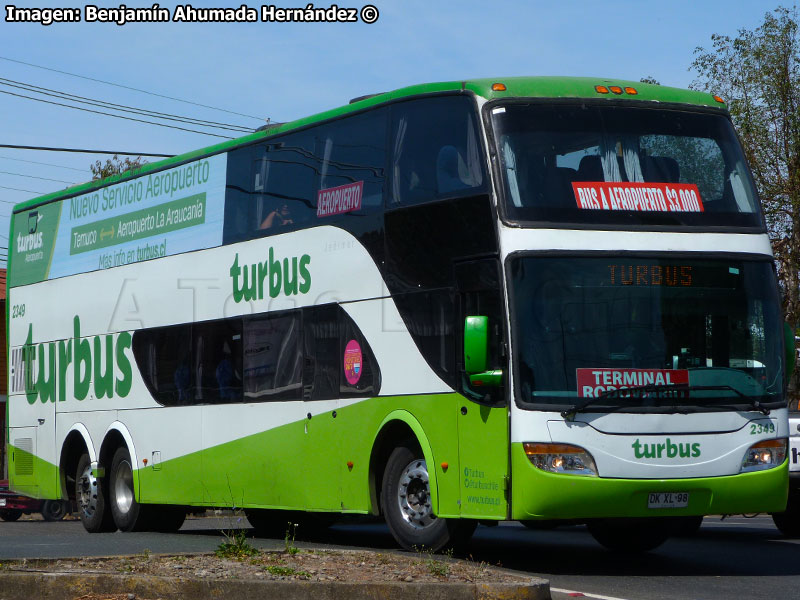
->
left=194, top=319, right=243, bottom=404
left=339, top=309, right=381, bottom=397
left=133, top=320, right=244, bottom=406
left=257, top=133, right=319, bottom=233
left=392, top=290, right=457, bottom=388
left=303, top=305, right=340, bottom=401
left=389, top=96, right=485, bottom=206
left=316, top=108, right=387, bottom=214
left=133, top=323, right=195, bottom=406
left=243, top=312, right=303, bottom=401
left=223, top=145, right=254, bottom=244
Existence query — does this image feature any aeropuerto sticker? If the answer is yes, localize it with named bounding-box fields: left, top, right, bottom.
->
left=577, top=368, right=690, bottom=398
left=572, top=181, right=704, bottom=213
left=317, top=181, right=363, bottom=217
left=343, top=339, right=363, bottom=385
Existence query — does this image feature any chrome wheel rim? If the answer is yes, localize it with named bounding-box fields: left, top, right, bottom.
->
left=77, top=462, right=99, bottom=517
left=113, top=459, right=134, bottom=515
left=396, top=458, right=435, bottom=530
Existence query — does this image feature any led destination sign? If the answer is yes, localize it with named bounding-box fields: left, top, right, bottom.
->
left=605, top=263, right=742, bottom=289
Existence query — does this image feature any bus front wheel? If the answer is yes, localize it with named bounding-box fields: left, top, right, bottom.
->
left=76, top=453, right=116, bottom=532
left=588, top=518, right=670, bottom=552
left=772, top=489, right=800, bottom=537
left=381, top=443, right=475, bottom=551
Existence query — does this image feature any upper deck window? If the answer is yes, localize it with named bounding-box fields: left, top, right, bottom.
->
left=223, top=108, right=387, bottom=244
left=492, top=103, right=763, bottom=229
left=390, top=96, right=486, bottom=206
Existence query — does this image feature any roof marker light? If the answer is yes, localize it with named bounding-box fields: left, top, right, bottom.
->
left=713, top=95, right=725, bottom=103
left=491, top=82, right=507, bottom=92
left=624, top=87, right=638, bottom=95
left=595, top=85, right=609, bottom=94
left=609, top=86, right=623, bottom=95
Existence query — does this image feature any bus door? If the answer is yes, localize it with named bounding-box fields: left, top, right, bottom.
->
left=301, top=305, right=343, bottom=511
left=455, top=261, right=510, bottom=519
left=9, top=341, right=57, bottom=498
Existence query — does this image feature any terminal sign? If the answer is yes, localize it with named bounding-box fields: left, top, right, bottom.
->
left=577, top=368, right=690, bottom=398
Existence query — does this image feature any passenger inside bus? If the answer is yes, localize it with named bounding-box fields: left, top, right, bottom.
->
left=259, top=202, right=294, bottom=229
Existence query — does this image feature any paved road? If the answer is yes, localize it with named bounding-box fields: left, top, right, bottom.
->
left=1, top=515, right=797, bottom=600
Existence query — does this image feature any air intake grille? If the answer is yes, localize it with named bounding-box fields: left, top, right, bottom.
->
left=14, top=438, right=34, bottom=476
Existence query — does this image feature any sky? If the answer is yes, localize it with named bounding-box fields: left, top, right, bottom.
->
left=0, top=0, right=787, bottom=267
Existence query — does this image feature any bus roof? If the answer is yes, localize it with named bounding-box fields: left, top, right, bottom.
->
left=11, top=76, right=726, bottom=213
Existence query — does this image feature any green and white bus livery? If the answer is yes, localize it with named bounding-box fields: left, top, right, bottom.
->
left=6, top=77, right=794, bottom=552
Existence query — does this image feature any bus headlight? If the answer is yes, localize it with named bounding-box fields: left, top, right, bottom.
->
left=523, top=443, right=598, bottom=476
left=740, top=438, right=787, bottom=472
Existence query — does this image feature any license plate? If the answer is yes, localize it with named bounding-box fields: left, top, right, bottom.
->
left=648, top=492, right=689, bottom=509
left=0, top=499, right=6, bottom=507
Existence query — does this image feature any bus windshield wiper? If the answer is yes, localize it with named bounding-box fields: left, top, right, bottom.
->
left=561, top=384, right=770, bottom=420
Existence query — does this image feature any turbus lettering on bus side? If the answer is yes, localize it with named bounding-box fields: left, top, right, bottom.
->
left=23, top=316, right=133, bottom=405
left=229, top=250, right=311, bottom=303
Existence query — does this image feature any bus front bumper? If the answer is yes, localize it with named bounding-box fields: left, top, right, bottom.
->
left=510, top=442, right=789, bottom=520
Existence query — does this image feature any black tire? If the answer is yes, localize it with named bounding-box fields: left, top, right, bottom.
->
left=772, top=510, right=800, bottom=536
left=0, top=509, right=23, bottom=522
left=772, top=490, right=800, bottom=537
left=75, top=453, right=116, bottom=532
left=381, top=443, right=476, bottom=552
left=588, top=518, right=670, bottom=552
left=41, top=500, right=68, bottom=522
left=109, top=446, right=153, bottom=532
left=152, top=506, right=186, bottom=532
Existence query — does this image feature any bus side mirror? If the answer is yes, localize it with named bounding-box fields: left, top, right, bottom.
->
left=464, top=316, right=503, bottom=387
left=785, top=322, right=796, bottom=378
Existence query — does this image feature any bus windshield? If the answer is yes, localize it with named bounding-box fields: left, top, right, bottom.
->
left=510, top=257, right=785, bottom=411
left=492, top=103, right=763, bottom=228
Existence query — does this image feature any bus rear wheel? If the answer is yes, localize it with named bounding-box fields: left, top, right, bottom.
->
left=76, top=453, right=116, bottom=532
left=109, top=447, right=152, bottom=532
left=588, top=518, right=670, bottom=552
left=381, top=443, right=475, bottom=552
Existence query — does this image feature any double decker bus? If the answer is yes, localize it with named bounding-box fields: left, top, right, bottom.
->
left=6, top=77, right=795, bottom=552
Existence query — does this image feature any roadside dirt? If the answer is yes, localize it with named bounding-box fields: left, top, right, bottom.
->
left=3, top=543, right=532, bottom=600
left=4, top=512, right=534, bottom=599
left=4, top=547, right=523, bottom=583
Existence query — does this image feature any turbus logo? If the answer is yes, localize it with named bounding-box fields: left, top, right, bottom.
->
left=632, top=438, right=701, bottom=459
left=23, top=316, right=133, bottom=405
left=229, top=249, right=311, bottom=303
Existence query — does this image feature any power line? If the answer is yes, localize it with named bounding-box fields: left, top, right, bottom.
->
left=0, top=55, right=265, bottom=121
left=0, top=77, right=254, bottom=133
left=0, top=144, right=173, bottom=157
left=0, top=170, right=76, bottom=184
left=0, top=89, right=235, bottom=139
left=0, top=184, right=47, bottom=196
left=0, top=155, right=87, bottom=172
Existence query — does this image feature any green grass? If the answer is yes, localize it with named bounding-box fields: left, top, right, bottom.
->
left=215, top=530, right=259, bottom=559
left=265, top=565, right=310, bottom=578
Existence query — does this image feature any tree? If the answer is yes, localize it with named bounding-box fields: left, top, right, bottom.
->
left=692, top=6, right=800, bottom=386
left=90, top=154, right=147, bottom=180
